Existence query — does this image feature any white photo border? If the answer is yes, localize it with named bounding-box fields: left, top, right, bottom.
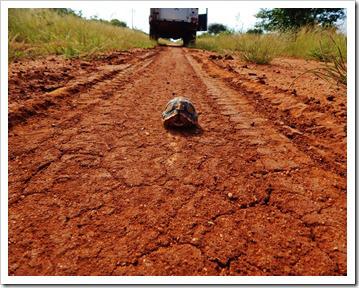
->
left=1, top=0, right=355, bottom=285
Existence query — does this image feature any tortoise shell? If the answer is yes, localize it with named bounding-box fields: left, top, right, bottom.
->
left=162, top=97, right=198, bottom=128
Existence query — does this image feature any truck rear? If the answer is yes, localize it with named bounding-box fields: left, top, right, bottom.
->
left=149, top=8, right=207, bottom=46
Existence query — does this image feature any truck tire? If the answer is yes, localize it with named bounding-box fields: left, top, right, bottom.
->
left=149, top=28, right=158, bottom=41
left=189, top=32, right=196, bottom=45
left=183, top=36, right=190, bottom=47
left=183, top=32, right=196, bottom=47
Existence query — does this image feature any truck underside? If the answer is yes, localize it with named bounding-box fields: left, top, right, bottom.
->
left=150, top=21, right=197, bottom=46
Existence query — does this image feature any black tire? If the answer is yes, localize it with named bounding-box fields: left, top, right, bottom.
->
left=189, top=33, right=196, bottom=45
left=149, top=28, right=158, bottom=41
left=183, top=32, right=196, bottom=47
left=183, top=36, right=190, bottom=47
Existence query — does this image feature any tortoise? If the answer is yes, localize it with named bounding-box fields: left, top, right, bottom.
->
left=162, top=97, right=199, bottom=128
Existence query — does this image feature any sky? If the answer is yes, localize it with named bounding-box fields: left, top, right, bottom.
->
left=71, top=2, right=346, bottom=35
left=77, top=7, right=261, bottom=33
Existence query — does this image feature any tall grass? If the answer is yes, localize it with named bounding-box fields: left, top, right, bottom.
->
left=196, top=27, right=347, bottom=65
left=196, top=33, right=281, bottom=64
left=193, top=33, right=238, bottom=52
left=234, top=33, right=282, bottom=64
left=290, top=35, right=347, bottom=86
left=281, top=27, right=347, bottom=61
left=9, top=8, right=156, bottom=60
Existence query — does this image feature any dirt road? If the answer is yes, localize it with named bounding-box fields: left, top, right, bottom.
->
left=8, top=47, right=347, bottom=276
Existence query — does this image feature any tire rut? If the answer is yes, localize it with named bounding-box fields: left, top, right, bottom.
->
left=190, top=52, right=346, bottom=178
left=8, top=50, right=158, bottom=129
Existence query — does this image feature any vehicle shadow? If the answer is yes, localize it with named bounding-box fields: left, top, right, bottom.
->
left=165, top=125, right=203, bottom=137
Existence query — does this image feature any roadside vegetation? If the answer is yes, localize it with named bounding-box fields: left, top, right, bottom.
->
left=196, top=8, right=346, bottom=85
left=196, top=27, right=346, bottom=63
left=290, top=33, right=347, bottom=86
left=9, top=8, right=156, bottom=61
left=196, top=8, right=346, bottom=62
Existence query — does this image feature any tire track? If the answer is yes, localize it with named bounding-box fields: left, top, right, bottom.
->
left=8, top=50, right=158, bottom=129
left=189, top=51, right=346, bottom=178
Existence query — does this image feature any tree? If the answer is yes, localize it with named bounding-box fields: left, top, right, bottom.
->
left=255, top=8, right=345, bottom=32
left=110, top=19, right=127, bottom=28
left=208, top=23, right=228, bottom=34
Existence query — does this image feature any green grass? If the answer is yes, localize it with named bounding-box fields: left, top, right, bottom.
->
left=193, top=33, right=237, bottom=52
left=196, top=27, right=347, bottom=65
left=290, top=35, right=347, bottom=86
left=9, top=8, right=156, bottom=61
left=234, top=33, right=282, bottom=64
left=281, top=27, right=347, bottom=61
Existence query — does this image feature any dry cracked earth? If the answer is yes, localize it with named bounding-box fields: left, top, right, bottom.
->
left=8, top=46, right=347, bottom=276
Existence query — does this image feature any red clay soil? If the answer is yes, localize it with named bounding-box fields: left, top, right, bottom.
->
left=8, top=46, right=346, bottom=276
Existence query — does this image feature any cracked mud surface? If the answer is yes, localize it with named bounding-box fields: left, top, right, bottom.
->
left=8, top=46, right=346, bottom=276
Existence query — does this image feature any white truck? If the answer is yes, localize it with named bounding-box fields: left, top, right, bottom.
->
left=149, top=8, right=208, bottom=46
